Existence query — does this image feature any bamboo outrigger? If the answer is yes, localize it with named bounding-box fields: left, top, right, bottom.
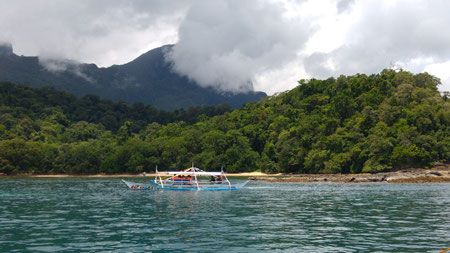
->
left=122, top=166, right=249, bottom=191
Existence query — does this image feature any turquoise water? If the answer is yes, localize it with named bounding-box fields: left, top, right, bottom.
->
left=0, top=178, right=449, bottom=252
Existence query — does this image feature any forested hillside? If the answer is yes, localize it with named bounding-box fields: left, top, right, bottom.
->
left=0, top=83, right=233, bottom=132
left=0, top=69, right=448, bottom=175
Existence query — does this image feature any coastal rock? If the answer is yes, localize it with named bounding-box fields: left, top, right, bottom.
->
left=428, top=171, right=443, bottom=176
left=250, top=164, right=450, bottom=183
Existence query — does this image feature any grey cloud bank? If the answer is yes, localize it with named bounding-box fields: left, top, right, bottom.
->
left=0, top=0, right=449, bottom=94
left=0, top=0, right=188, bottom=65
left=166, top=0, right=311, bottom=93
left=304, top=0, right=450, bottom=91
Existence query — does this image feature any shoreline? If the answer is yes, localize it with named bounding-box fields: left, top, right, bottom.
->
left=249, top=163, right=450, bottom=183
left=1, top=164, right=449, bottom=183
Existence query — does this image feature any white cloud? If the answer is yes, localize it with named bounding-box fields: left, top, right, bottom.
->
left=165, top=0, right=312, bottom=93
left=254, top=57, right=307, bottom=95
left=303, top=0, right=450, bottom=90
left=0, top=0, right=188, bottom=66
left=38, top=57, right=95, bottom=83
left=424, top=61, right=450, bottom=92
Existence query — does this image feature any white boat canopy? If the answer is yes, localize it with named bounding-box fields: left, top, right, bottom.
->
left=149, top=165, right=237, bottom=190
left=158, top=171, right=223, bottom=176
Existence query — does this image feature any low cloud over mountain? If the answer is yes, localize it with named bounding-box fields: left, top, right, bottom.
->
left=0, top=44, right=266, bottom=110
left=166, top=0, right=311, bottom=93
left=1, top=0, right=449, bottom=92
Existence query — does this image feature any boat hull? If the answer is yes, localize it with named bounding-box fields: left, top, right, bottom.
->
left=150, top=180, right=249, bottom=191
left=122, top=179, right=249, bottom=191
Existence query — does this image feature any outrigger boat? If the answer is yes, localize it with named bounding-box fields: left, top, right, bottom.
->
left=122, top=166, right=249, bottom=191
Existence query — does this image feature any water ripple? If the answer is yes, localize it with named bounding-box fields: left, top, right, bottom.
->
left=0, top=178, right=449, bottom=252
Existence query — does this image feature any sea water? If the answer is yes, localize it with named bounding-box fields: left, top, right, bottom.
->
left=0, top=178, right=449, bottom=252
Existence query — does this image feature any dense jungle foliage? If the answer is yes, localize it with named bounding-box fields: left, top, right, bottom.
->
left=0, top=69, right=449, bottom=175
left=0, top=83, right=233, bottom=132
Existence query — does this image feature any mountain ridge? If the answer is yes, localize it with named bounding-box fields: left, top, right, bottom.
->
left=0, top=44, right=266, bottom=110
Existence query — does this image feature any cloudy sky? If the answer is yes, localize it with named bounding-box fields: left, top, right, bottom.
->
left=1, top=0, right=449, bottom=94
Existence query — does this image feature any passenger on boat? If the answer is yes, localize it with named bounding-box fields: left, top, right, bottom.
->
left=217, top=175, right=223, bottom=184
left=173, top=175, right=180, bottom=184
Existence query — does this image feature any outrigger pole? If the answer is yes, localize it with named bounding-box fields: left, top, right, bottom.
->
left=192, top=162, right=200, bottom=190
left=221, top=166, right=232, bottom=190
left=156, top=165, right=164, bottom=188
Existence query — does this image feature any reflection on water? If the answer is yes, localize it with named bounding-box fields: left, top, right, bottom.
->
left=0, top=178, right=449, bottom=252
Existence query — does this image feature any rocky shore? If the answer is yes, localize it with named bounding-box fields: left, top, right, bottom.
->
left=249, top=163, right=450, bottom=183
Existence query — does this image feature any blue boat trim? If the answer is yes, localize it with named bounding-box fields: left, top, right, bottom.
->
left=156, top=186, right=238, bottom=191
left=122, top=166, right=249, bottom=191
left=123, top=179, right=247, bottom=191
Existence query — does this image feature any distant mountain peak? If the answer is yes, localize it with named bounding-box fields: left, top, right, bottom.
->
left=0, top=42, right=13, bottom=56
left=0, top=43, right=266, bottom=110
